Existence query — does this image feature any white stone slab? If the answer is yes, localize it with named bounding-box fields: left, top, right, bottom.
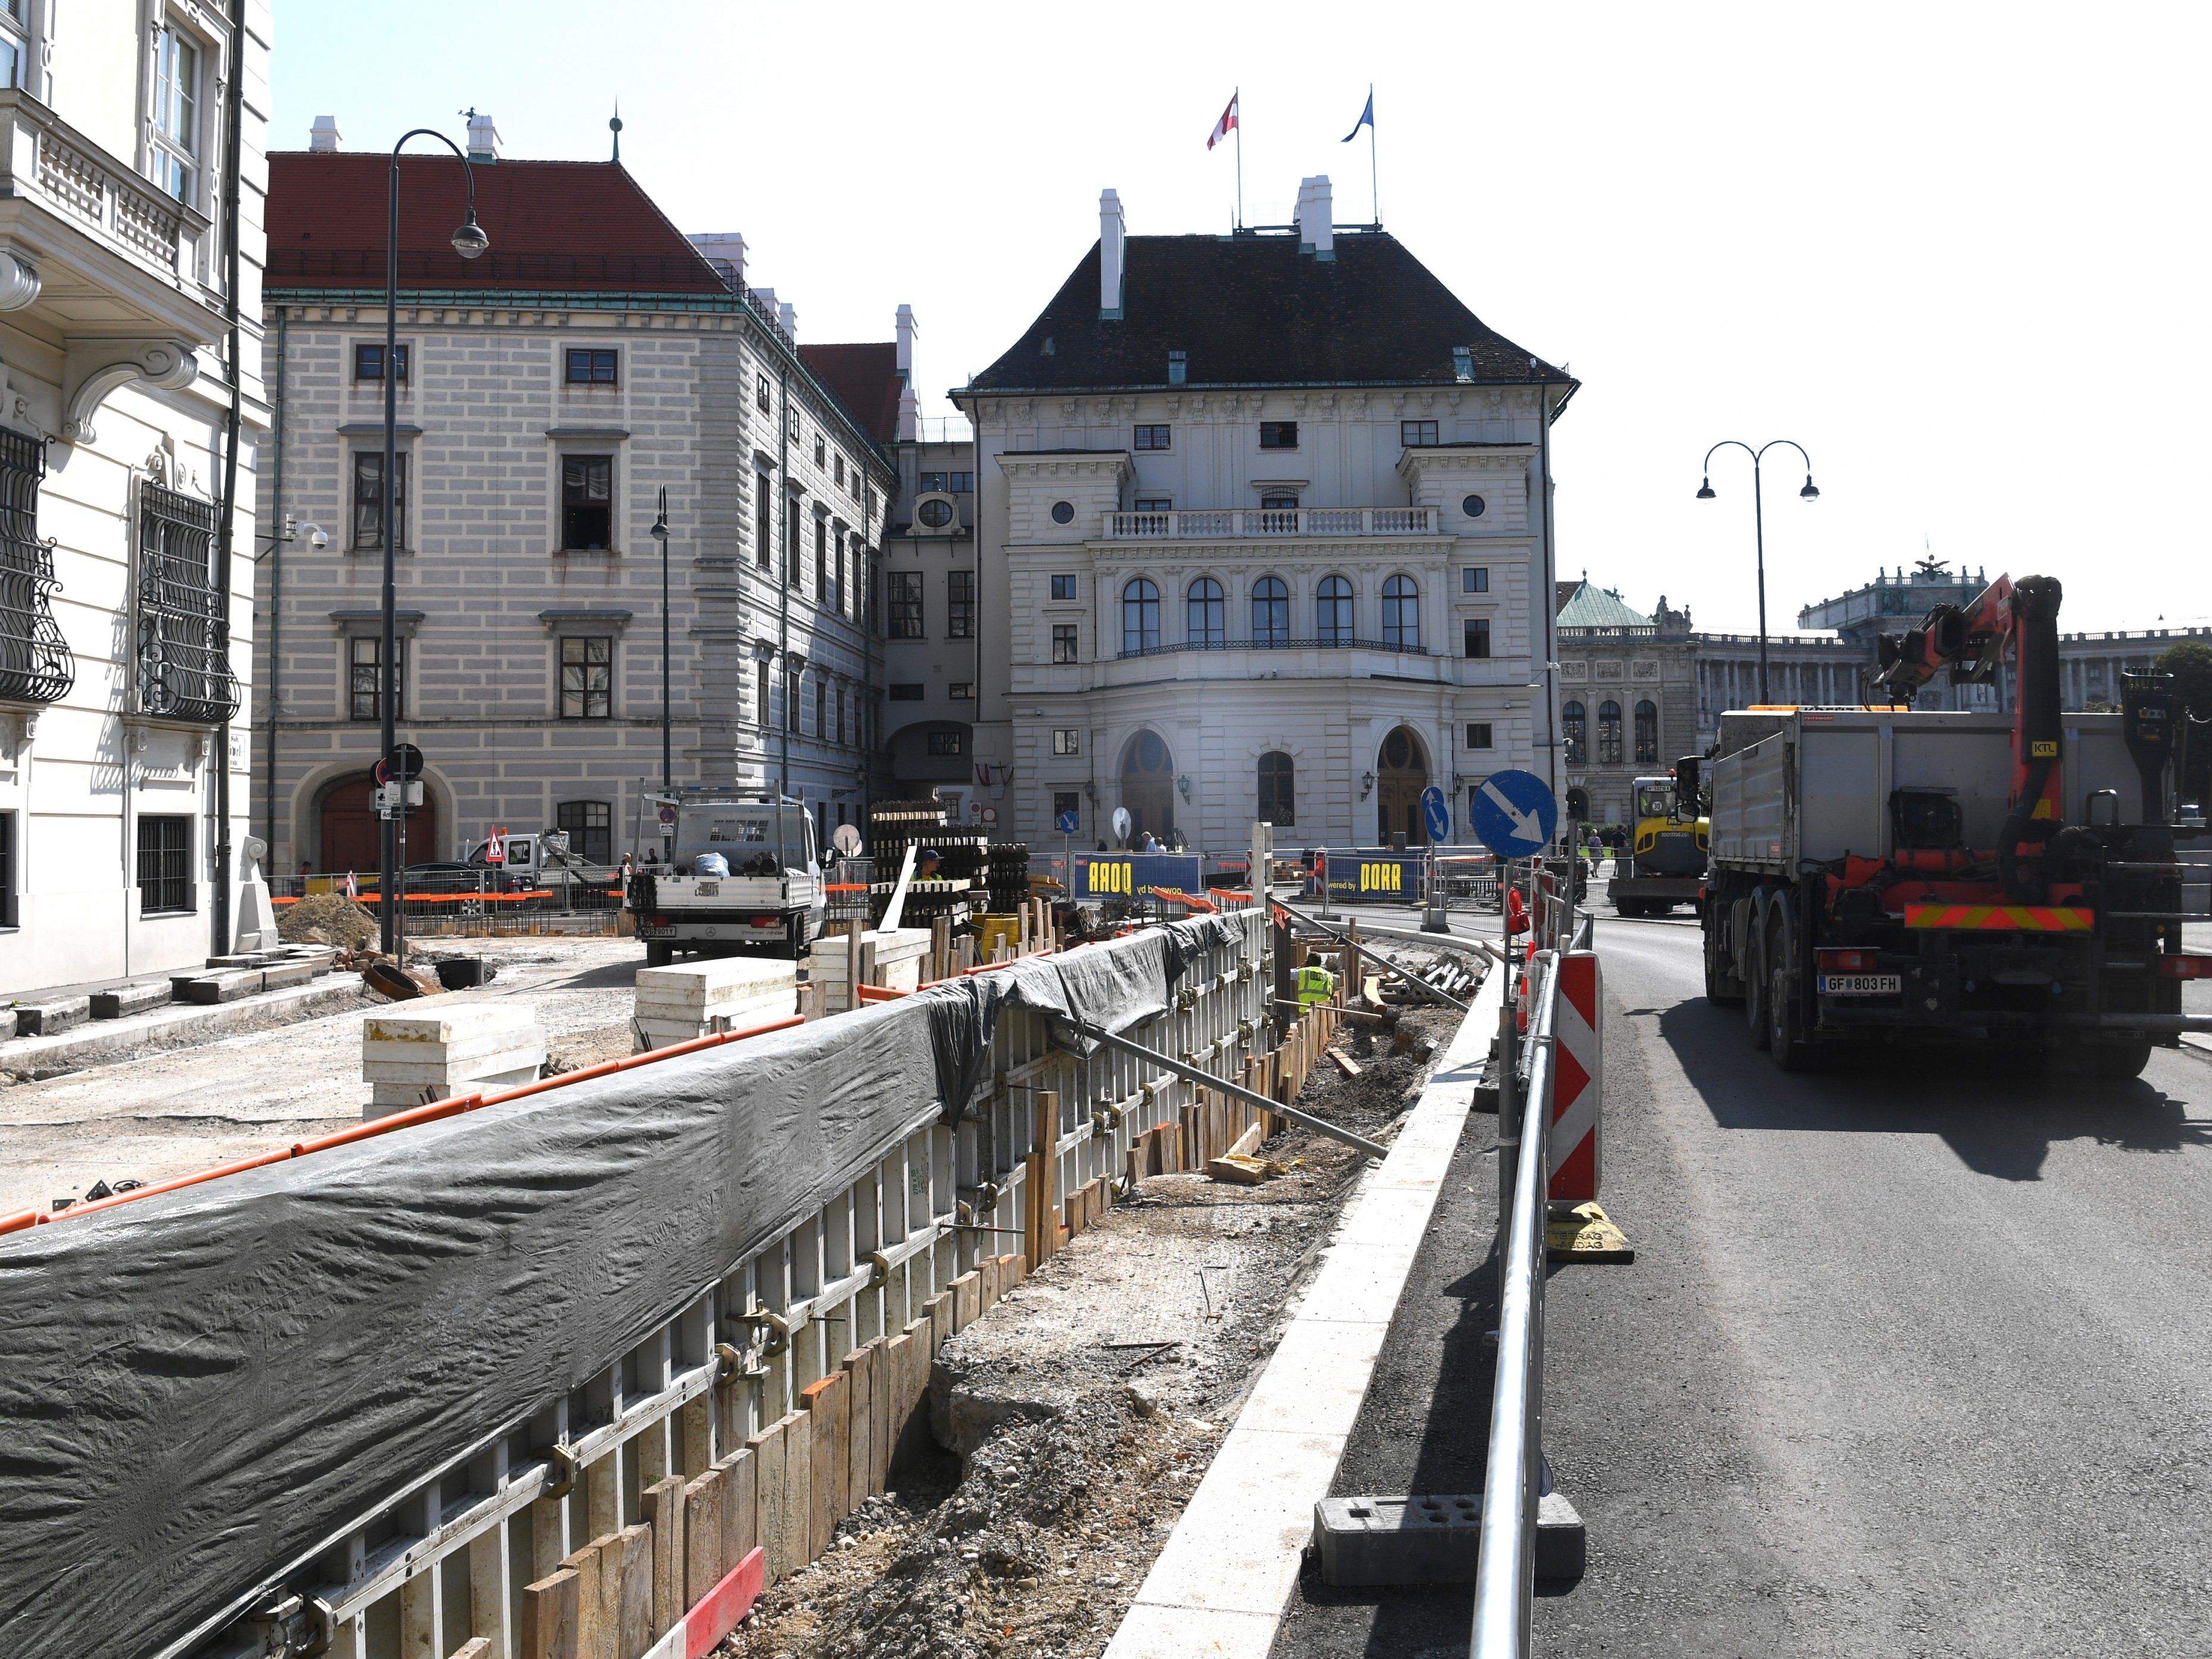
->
left=633, top=956, right=797, bottom=1012
left=360, top=1002, right=543, bottom=1047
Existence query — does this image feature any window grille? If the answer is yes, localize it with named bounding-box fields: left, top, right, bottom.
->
left=136, top=481, right=236, bottom=723
left=0, top=428, right=72, bottom=705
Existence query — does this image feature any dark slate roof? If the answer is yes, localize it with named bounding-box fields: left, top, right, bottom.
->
left=798, top=343, right=902, bottom=444
left=266, top=152, right=729, bottom=294
left=1555, top=580, right=1582, bottom=615
left=967, top=231, right=1573, bottom=399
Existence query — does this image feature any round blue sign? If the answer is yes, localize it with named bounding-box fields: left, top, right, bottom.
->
left=1055, top=808, right=1081, bottom=834
left=1468, top=769, right=1558, bottom=857
left=1419, top=785, right=1450, bottom=844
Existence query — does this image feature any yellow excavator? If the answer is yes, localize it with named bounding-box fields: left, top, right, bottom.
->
left=1609, top=770, right=1709, bottom=918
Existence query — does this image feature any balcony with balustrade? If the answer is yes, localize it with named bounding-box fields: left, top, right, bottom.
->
left=1102, top=505, right=1440, bottom=541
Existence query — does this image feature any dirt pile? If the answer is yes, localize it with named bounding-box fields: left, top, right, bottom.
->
left=277, top=893, right=379, bottom=950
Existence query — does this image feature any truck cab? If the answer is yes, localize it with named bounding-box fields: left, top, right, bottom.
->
left=625, top=796, right=825, bottom=964
left=1611, top=772, right=1711, bottom=917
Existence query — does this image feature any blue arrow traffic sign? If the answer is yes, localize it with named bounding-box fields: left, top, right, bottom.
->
left=1419, top=785, right=1450, bottom=844
left=1056, top=807, right=1081, bottom=834
left=1468, top=769, right=1558, bottom=857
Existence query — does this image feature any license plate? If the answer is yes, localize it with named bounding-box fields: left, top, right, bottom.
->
left=1818, top=973, right=1899, bottom=996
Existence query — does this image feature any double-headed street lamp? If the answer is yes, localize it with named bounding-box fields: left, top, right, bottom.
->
left=650, top=487, right=673, bottom=793
left=378, top=129, right=488, bottom=955
left=1696, top=439, right=1820, bottom=704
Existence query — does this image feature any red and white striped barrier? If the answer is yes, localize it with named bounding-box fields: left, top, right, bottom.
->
left=1548, top=948, right=1602, bottom=1201
left=642, top=1546, right=766, bottom=1659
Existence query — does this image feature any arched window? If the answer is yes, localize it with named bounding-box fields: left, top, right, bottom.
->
left=1598, top=699, right=1624, bottom=765
left=1252, top=576, right=1289, bottom=646
left=1121, top=577, right=1160, bottom=655
left=1258, top=750, right=1295, bottom=825
left=1381, top=574, right=1420, bottom=650
left=1563, top=700, right=1587, bottom=766
left=1634, top=698, right=1659, bottom=764
left=1187, top=577, right=1225, bottom=648
left=1316, top=575, right=1353, bottom=645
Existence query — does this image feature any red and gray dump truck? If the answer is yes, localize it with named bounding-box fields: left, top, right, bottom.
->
left=1699, top=573, right=2211, bottom=1075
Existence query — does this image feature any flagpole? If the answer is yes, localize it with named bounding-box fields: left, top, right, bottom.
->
left=1368, top=85, right=1379, bottom=224
left=1235, top=87, right=1244, bottom=227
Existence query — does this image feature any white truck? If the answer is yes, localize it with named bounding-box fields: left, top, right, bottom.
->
left=624, top=795, right=826, bottom=965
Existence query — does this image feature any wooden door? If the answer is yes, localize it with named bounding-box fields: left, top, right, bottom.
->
left=1119, top=729, right=1175, bottom=845
left=1375, top=726, right=1430, bottom=847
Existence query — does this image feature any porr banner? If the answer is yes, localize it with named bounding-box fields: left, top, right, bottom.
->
left=1319, top=850, right=1425, bottom=901
left=1073, top=853, right=1205, bottom=900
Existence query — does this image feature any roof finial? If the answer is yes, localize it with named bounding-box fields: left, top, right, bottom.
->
left=610, top=100, right=623, bottom=163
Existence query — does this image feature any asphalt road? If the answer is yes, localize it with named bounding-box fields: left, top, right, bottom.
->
left=1275, top=903, right=2212, bottom=1658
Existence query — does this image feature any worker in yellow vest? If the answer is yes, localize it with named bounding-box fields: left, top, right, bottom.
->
left=1296, top=962, right=1337, bottom=1008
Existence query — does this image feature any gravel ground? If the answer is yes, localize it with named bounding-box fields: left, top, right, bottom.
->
left=719, top=990, right=1467, bottom=1659
left=0, top=935, right=650, bottom=1217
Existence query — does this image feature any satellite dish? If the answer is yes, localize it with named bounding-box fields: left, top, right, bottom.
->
left=1111, top=806, right=1132, bottom=844
left=832, top=822, right=863, bottom=856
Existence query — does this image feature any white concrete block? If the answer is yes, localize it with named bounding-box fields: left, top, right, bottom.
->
left=633, top=956, right=797, bottom=1013
left=806, top=927, right=933, bottom=1011
left=360, top=1000, right=546, bottom=1118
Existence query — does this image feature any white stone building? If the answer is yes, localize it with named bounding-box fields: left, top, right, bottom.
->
left=951, top=180, right=1574, bottom=855
left=255, top=121, right=896, bottom=872
left=0, top=1, right=269, bottom=993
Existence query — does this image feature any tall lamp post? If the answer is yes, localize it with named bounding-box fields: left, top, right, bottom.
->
left=379, top=129, right=489, bottom=955
left=1696, top=439, right=1819, bottom=704
left=650, top=487, right=673, bottom=793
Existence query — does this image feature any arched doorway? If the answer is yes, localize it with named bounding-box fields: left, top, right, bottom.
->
left=317, top=772, right=439, bottom=873
left=1375, top=725, right=1430, bottom=846
left=1118, top=729, right=1174, bottom=845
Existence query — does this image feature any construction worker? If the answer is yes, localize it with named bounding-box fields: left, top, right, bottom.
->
left=1295, top=959, right=1337, bottom=1008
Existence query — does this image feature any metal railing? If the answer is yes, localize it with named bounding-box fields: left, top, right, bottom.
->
left=1118, top=634, right=1430, bottom=660
left=1104, top=506, right=1439, bottom=540
left=273, top=870, right=624, bottom=937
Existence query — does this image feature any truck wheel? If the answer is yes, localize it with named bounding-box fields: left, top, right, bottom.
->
left=1768, top=956, right=1815, bottom=1071
left=2095, top=1041, right=2152, bottom=1081
left=645, top=941, right=672, bottom=967
left=1704, top=918, right=1742, bottom=1006
left=1743, top=925, right=1770, bottom=1049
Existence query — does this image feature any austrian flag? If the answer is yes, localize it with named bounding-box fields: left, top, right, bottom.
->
left=1208, top=92, right=1238, bottom=150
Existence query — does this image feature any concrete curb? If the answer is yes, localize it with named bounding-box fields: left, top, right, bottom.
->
left=0, top=974, right=369, bottom=1079
left=1103, top=961, right=1505, bottom=1659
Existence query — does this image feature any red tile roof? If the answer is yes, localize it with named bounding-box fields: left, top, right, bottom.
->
left=798, top=342, right=903, bottom=445
left=265, top=152, right=729, bottom=294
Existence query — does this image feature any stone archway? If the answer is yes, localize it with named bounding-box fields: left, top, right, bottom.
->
left=1118, top=729, right=1175, bottom=844
left=316, top=772, right=438, bottom=874
left=1375, top=725, right=1430, bottom=847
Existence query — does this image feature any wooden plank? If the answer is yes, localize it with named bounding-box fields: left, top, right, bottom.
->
left=1021, top=1150, right=1047, bottom=1268
left=714, top=1446, right=758, bottom=1591
left=950, top=1270, right=982, bottom=1332
left=779, top=1409, right=814, bottom=1566
left=612, top=1524, right=653, bottom=1659
left=742, top=1418, right=790, bottom=1582
left=682, top=1466, right=725, bottom=1607
left=840, top=1343, right=873, bottom=1513
left=1328, top=1045, right=1361, bottom=1077
left=1032, top=1089, right=1059, bottom=1264
left=585, top=1451, right=620, bottom=1544
left=868, top=1339, right=894, bottom=1496
left=556, top=1536, right=610, bottom=1659
left=980, top=1252, right=1003, bottom=1311
left=679, top=1390, right=713, bottom=1479
left=925, top=1290, right=953, bottom=1362
left=519, top=1567, right=579, bottom=1659
left=466, top=1527, right=507, bottom=1657
left=878, top=1331, right=912, bottom=1490
left=1226, top=1118, right=1265, bottom=1160
left=449, top=1642, right=493, bottom=1659
left=639, top=1476, right=686, bottom=1639
left=801, top=1371, right=848, bottom=1552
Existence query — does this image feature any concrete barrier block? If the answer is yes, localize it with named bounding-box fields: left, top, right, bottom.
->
left=89, top=982, right=171, bottom=1020
left=175, top=972, right=261, bottom=1006
left=632, top=959, right=798, bottom=1051
left=361, top=1002, right=547, bottom=1118
left=259, top=961, right=314, bottom=993
left=1314, top=1490, right=1584, bottom=1586
left=15, top=995, right=91, bottom=1035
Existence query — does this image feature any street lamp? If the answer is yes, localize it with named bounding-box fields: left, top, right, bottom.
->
left=379, top=127, right=487, bottom=956
left=1696, top=439, right=1819, bottom=704
left=650, top=486, right=673, bottom=794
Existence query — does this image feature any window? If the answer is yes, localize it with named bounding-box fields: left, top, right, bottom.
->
left=928, top=729, right=966, bottom=756
left=1400, top=420, right=1440, bottom=447
left=828, top=531, right=844, bottom=612
left=136, top=482, right=236, bottom=722
left=785, top=498, right=800, bottom=585
left=0, top=425, right=71, bottom=707
left=564, top=349, right=618, bottom=385
left=1464, top=617, right=1492, bottom=659
left=1634, top=698, right=1659, bottom=765
left=1187, top=577, right=1224, bottom=647
left=1465, top=722, right=1494, bottom=750
left=1259, top=494, right=1298, bottom=512
left=756, top=375, right=772, bottom=413
left=1167, top=350, right=1187, bottom=385
left=947, top=570, right=975, bottom=638
left=1462, top=494, right=1487, bottom=519
left=756, top=661, right=770, bottom=725
left=354, top=342, right=409, bottom=383
left=1453, top=346, right=1475, bottom=381
left=916, top=498, right=953, bottom=529
left=814, top=435, right=826, bottom=468
left=1259, top=421, right=1299, bottom=450
left=556, top=800, right=613, bottom=864
left=1563, top=701, right=1587, bottom=766
left=137, top=815, right=192, bottom=914
left=1121, top=577, right=1160, bottom=654
left=561, top=456, right=613, bottom=550
left=948, top=472, right=974, bottom=492
left=151, top=26, right=199, bottom=203
left=1463, top=567, right=1489, bottom=594
left=1258, top=751, right=1295, bottom=826
left=1252, top=576, right=1289, bottom=646
left=1594, top=699, right=1625, bottom=766
left=949, top=681, right=974, bottom=700
left=754, top=482, right=772, bottom=569
left=1053, top=728, right=1080, bottom=756
left=559, top=636, right=613, bottom=719
left=0, top=809, right=14, bottom=927
left=815, top=678, right=826, bottom=737
left=786, top=668, right=800, bottom=732
left=0, top=1, right=22, bottom=92
left=1134, top=424, right=1172, bottom=451
left=815, top=519, right=828, bottom=600
left=1133, top=497, right=1174, bottom=512
left=888, top=684, right=925, bottom=704
left=1050, top=574, right=1077, bottom=601
left=1050, top=501, right=1075, bottom=525
left=1316, top=575, right=1352, bottom=645
left=1382, top=575, right=1420, bottom=650
left=351, top=452, right=408, bottom=551
left=888, top=570, right=924, bottom=638
left=919, top=472, right=947, bottom=492
left=1052, top=623, right=1078, bottom=663
left=1053, top=790, right=1081, bottom=824
left=837, top=685, right=848, bottom=744
left=348, top=635, right=406, bottom=721
left=835, top=454, right=845, bottom=486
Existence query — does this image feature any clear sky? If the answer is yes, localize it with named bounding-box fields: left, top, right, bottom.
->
left=269, top=1, right=2212, bottom=637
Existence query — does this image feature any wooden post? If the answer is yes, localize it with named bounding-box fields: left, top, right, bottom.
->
left=1032, top=1090, right=1059, bottom=1265
left=932, top=916, right=950, bottom=983
left=845, top=922, right=862, bottom=1015
left=519, top=1568, right=579, bottom=1659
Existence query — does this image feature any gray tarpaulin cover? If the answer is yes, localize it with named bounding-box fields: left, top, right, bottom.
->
left=0, top=918, right=1248, bottom=1659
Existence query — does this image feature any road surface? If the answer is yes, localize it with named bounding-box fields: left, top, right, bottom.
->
left=1277, top=903, right=2212, bottom=1658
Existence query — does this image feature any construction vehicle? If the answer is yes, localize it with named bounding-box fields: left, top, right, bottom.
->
left=1700, top=572, right=2211, bottom=1076
left=624, top=792, right=825, bottom=966
left=1609, top=772, right=1709, bottom=917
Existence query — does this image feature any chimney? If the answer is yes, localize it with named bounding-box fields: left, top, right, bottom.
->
left=778, top=301, right=797, bottom=342
left=898, top=387, right=919, bottom=443
left=688, top=232, right=747, bottom=287
left=308, top=115, right=341, bottom=152
left=1296, top=176, right=1334, bottom=259
left=896, top=304, right=917, bottom=377
left=465, top=111, right=501, bottom=163
left=1099, top=188, right=1126, bottom=318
